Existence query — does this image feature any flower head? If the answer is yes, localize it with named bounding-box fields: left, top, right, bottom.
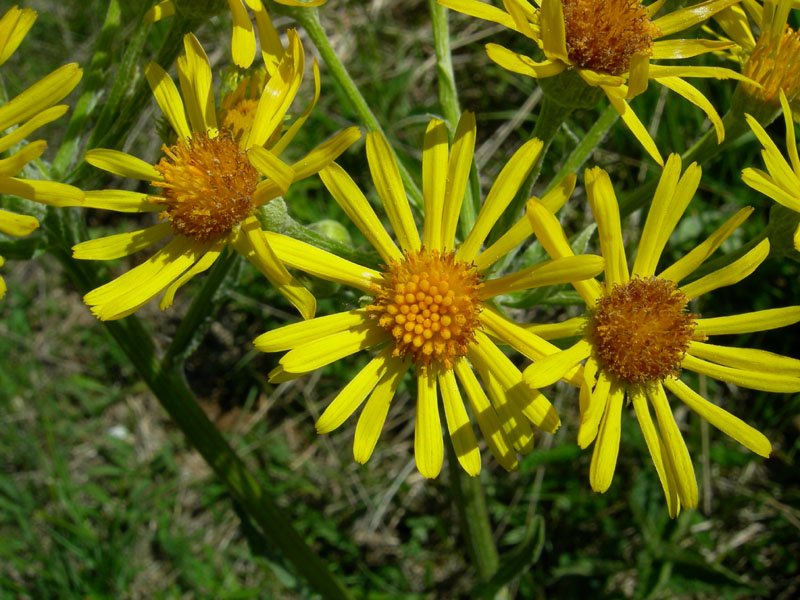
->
left=0, top=5, right=83, bottom=299
left=253, top=112, right=605, bottom=477
left=743, top=90, right=800, bottom=249
left=62, top=32, right=359, bottom=321
left=146, top=0, right=327, bottom=69
left=523, top=155, right=800, bottom=516
left=439, top=0, right=752, bottom=165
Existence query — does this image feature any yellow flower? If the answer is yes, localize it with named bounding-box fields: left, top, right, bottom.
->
left=523, top=155, right=800, bottom=517
left=438, top=0, right=752, bottom=165
left=253, top=112, right=605, bottom=477
left=0, top=5, right=83, bottom=299
left=743, top=90, right=800, bottom=249
left=146, top=0, right=327, bottom=69
left=62, top=32, right=359, bottom=321
left=714, top=0, right=800, bottom=111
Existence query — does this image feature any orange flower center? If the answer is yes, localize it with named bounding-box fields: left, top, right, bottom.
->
left=368, top=249, right=483, bottom=370
left=562, top=0, right=658, bottom=76
left=151, top=131, right=258, bottom=242
left=743, top=26, right=800, bottom=104
left=591, top=276, right=697, bottom=384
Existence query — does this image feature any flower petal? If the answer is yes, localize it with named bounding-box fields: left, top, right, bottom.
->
left=589, top=379, right=624, bottom=493
left=681, top=353, right=800, bottom=392
left=694, top=306, right=800, bottom=336
left=0, top=105, right=67, bottom=154
left=602, top=86, right=664, bottom=166
left=458, top=137, right=542, bottom=262
left=439, top=369, right=481, bottom=476
left=688, top=341, right=800, bottom=376
left=416, top=370, right=444, bottom=478
left=578, top=366, right=610, bottom=449
left=664, top=377, right=771, bottom=457
left=144, top=0, right=175, bottom=23
left=279, top=325, right=386, bottom=374
left=73, top=222, right=171, bottom=260
left=247, top=145, right=294, bottom=195
left=228, top=0, right=256, bottom=69
left=438, top=0, right=523, bottom=33
left=524, top=338, right=592, bottom=389
left=177, top=33, right=216, bottom=132
left=0, top=63, right=82, bottom=132
left=485, top=43, right=566, bottom=79
left=316, top=348, right=391, bottom=434
left=82, top=190, right=163, bottom=213
left=144, top=62, right=191, bottom=140
left=354, top=355, right=409, bottom=464
left=585, top=166, right=629, bottom=288
left=652, top=0, right=741, bottom=38
left=269, top=58, right=320, bottom=155
left=84, top=149, right=161, bottom=181
left=442, top=111, right=476, bottom=250
left=479, top=254, right=604, bottom=299
left=0, top=141, right=46, bottom=177
left=651, top=38, right=735, bottom=59
left=422, top=119, right=449, bottom=250
left=255, top=309, right=369, bottom=353
left=0, top=177, right=83, bottom=206
left=523, top=316, right=587, bottom=340
left=159, top=238, right=226, bottom=309
left=366, top=131, right=420, bottom=252
left=0, top=7, right=36, bottom=66
left=679, top=238, right=769, bottom=299
left=0, top=209, right=38, bottom=237
left=656, top=76, right=724, bottom=143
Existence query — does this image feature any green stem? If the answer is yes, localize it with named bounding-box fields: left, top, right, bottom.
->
left=445, top=439, right=501, bottom=586
left=277, top=4, right=424, bottom=211
left=489, top=95, right=573, bottom=247
left=44, top=209, right=354, bottom=600
left=545, top=102, right=618, bottom=194
left=429, top=0, right=481, bottom=239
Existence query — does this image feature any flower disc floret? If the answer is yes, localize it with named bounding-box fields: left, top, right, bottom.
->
left=743, top=25, right=800, bottom=104
left=369, top=248, right=483, bottom=370
left=563, top=0, right=659, bottom=76
left=151, top=131, right=258, bottom=242
left=591, top=276, right=697, bottom=384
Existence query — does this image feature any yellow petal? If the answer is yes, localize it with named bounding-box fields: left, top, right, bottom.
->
left=589, top=379, right=624, bottom=493
left=263, top=230, right=382, bottom=293
left=479, top=254, right=604, bottom=298
left=0, top=7, right=37, bottom=66
left=354, top=356, right=409, bottom=464
left=652, top=0, right=741, bottom=38
left=252, top=2, right=283, bottom=75
left=479, top=307, right=583, bottom=386
left=523, top=316, right=587, bottom=341
left=228, top=0, right=256, bottom=69
left=453, top=358, right=519, bottom=471
left=473, top=216, right=530, bottom=273
left=0, top=209, right=38, bottom=237
left=602, top=86, right=664, bottom=166
left=437, top=0, right=523, bottom=33
left=694, top=306, right=800, bottom=336
left=415, top=370, right=444, bottom=479
left=247, top=146, right=294, bottom=195
left=659, top=206, right=753, bottom=284
left=160, top=238, right=226, bottom=310
left=524, top=338, right=592, bottom=388
left=485, top=43, right=566, bottom=78
left=244, top=29, right=303, bottom=149
left=458, top=137, right=543, bottom=262
left=679, top=238, right=769, bottom=299
left=651, top=38, right=735, bottom=59
left=780, top=91, right=800, bottom=178
left=279, top=325, right=385, bottom=374
left=73, top=222, right=171, bottom=260
left=539, top=173, right=577, bottom=213
left=681, top=353, right=800, bottom=393
left=269, top=58, right=320, bottom=155
left=439, top=369, right=481, bottom=476
left=663, top=378, right=771, bottom=457
left=232, top=217, right=315, bottom=320
left=578, top=367, right=610, bottom=449
left=144, top=62, right=191, bottom=140
left=741, top=168, right=800, bottom=212
left=631, top=155, right=698, bottom=278
left=82, top=190, right=163, bottom=213
left=316, top=348, right=390, bottom=434
left=178, top=33, right=216, bottom=132
left=255, top=309, right=369, bottom=353
left=144, top=0, right=175, bottom=23
left=366, top=131, right=420, bottom=252
left=656, top=76, right=724, bottom=143
left=318, top=163, right=402, bottom=262
left=84, top=236, right=210, bottom=321
left=84, top=149, right=161, bottom=181
left=626, top=53, right=649, bottom=99
left=631, top=384, right=680, bottom=518
left=540, top=0, right=569, bottom=63
left=0, top=63, right=82, bottom=132
left=585, top=166, right=629, bottom=288
left=0, top=177, right=83, bottom=206
left=646, top=382, right=697, bottom=509
left=0, top=105, right=67, bottom=154
left=422, top=118, right=449, bottom=250
left=442, top=111, right=476, bottom=250
left=688, top=341, right=800, bottom=376
left=0, top=141, right=46, bottom=177
left=647, top=64, right=754, bottom=84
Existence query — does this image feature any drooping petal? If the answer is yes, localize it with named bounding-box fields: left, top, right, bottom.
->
left=656, top=76, right=724, bottom=143
left=652, top=0, right=741, bottom=38
left=0, top=209, right=38, bottom=237
left=439, top=369, right=481, bottom=476
left=454, top=358, right=519, bottom=471
left=602, top=86, right=664, bottom=166
left=0, top=105, right=67, bottom=154
left=316, top=348, right=391, bottom=434
left=577, top=367, right=610, bottom=449
left=416, top=370, right=444, bottom=478
left=159, top=238, right=226, bottom=310
left=485, top=43, right=566, bottom=79
left=0, top=141, right=46, bottom=177
left=354, top=355, right=410, bottom=464
left=589, top=379, right=625, bottom=493
left=651, top=38, right=736, bottom=59
left=663, top=377, right=771, bottom=457
left=228, top=0, right=256, bottom=69
left=0, top=63, right=82, bottom=132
